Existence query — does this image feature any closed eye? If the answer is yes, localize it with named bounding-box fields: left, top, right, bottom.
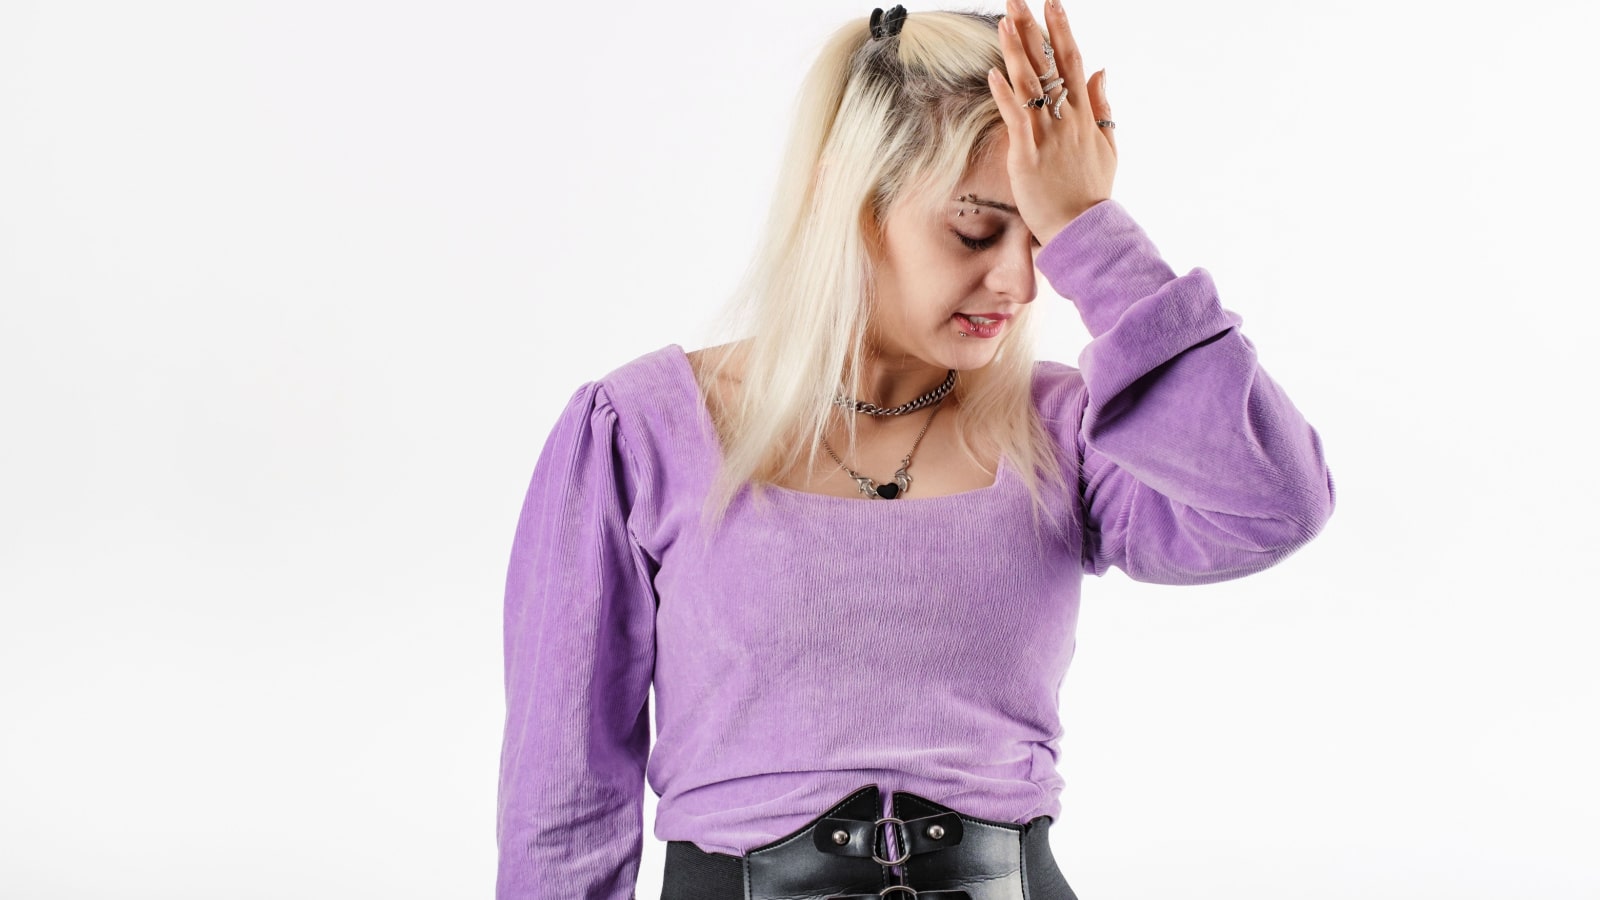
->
left=955, top=230, right=1000, bottom=252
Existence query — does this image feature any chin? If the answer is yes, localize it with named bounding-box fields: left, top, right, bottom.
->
left=943, top=338, right=1004, bottom=372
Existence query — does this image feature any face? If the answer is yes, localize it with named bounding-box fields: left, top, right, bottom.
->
left=867, top=133, right=1040, bottom=374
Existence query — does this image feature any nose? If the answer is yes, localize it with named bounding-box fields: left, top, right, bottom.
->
left=985, top=237, right=1038, bottom=306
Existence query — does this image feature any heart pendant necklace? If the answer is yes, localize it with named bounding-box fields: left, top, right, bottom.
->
left=820, top=394, right=946, bottom=499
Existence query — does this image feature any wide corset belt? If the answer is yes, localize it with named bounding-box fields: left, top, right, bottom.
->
left=660, top=783, right=1078, bottom=900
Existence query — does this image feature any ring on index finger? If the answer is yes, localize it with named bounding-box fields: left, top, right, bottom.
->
left=1000, top=15, right=1050, bottom=112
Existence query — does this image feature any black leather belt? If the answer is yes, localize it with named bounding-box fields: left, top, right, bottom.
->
left=661, top=783, right=1078, bottom=900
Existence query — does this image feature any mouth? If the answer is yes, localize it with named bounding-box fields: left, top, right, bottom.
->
left=952, top=312, right=1010, bottom=339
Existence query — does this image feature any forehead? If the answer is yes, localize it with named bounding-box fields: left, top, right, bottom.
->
left=884, top=138, right=1018, bottom=228
left=951, top=143, right=1014, bottom=206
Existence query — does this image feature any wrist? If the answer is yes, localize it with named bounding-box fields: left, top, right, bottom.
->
left=1035, top=200, right=1109, bottom=253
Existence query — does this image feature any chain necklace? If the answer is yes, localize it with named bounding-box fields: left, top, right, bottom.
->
left=833, top=369, right=956, bottom=417
left=820, top=396, right=945, bottom=499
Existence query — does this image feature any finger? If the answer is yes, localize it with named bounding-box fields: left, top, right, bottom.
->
left=1005, top=0, right=1052, bottom=79
left=1009, top=0, right=1070, bottom=115
left=1042, top=0, right=1087, bottom=114
left=1090, top=69, right=1116, bottom=153
left=998, top=15, right=1045, bottom=128
left=987, top=64, right=1034, bottom=146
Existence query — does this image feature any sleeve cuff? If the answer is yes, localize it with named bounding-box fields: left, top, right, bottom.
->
left=1034, top=199, right=1181, bottom=337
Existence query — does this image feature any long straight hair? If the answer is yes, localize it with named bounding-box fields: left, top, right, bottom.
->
left=696, top=9, right=1067, bottom=525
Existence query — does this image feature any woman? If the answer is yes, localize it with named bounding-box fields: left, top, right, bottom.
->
left=498, top=2, right=1335, bottom=897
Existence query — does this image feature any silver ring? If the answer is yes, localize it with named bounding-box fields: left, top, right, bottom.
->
left=1096, top=119, right=1116, bottom=129
left=1024, top=94, right=1049, bottom=110
left=870, top=816, right=912, bottom=866
left=1053, top=90, right=1069, bottom=119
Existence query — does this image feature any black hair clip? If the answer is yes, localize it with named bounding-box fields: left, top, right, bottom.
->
left=869, top=5, right=908, bottom=40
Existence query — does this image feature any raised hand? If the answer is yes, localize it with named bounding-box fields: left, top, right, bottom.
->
left=987, top=0, right=1117, bottom=247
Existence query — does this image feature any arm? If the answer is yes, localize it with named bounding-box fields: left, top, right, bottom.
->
left=1036, top=200, right=1336, bottom=584
left=498, top=381, right=657, bottom=899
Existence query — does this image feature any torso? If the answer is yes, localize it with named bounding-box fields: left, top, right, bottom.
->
left=686, top=342, right=1000, bottom=501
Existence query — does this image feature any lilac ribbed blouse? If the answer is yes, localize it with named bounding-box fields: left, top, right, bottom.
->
left=497, top=199, right=1336, bottom=898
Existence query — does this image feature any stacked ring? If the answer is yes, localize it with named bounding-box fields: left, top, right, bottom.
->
left=1040, top=39, right=1068, bottom=117
left=1022, top=93, right=1070, bottom=118
left=1007, top=15, right=1112, bottom=127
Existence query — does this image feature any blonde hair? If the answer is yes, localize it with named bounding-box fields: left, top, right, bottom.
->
left=696, top=9, right=1067, bottom=524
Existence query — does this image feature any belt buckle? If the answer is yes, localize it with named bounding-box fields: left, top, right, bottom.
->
left=870, top=815, right=911, bottom=867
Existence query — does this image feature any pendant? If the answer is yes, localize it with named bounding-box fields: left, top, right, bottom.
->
left=844, top=459, right=915, bottom=500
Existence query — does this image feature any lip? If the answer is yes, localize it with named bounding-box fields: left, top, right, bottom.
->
left=952, top=312, right=1009, bottom=339
left=955, top=311, right=1012, bottom=321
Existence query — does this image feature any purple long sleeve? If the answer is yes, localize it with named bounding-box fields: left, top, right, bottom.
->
left=497, top=383, right=657, bottom=899
left=496, top=199, right=1334, bottom=897
left=1035, top=199, right=1336, bottom=583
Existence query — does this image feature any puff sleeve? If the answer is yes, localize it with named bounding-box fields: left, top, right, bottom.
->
left=497, top=380, right=658, bottom=899
left=1035, top=200, right=1336, bottom=584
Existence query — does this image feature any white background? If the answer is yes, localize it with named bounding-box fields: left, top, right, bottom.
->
left=3, top=0, right=1597, bottom=897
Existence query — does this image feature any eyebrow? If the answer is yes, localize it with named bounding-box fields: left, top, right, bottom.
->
left=952, top=193, right=1019, bottom=215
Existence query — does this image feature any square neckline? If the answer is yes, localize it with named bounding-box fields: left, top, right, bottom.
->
left=666, top=343, right=1008, bottom=506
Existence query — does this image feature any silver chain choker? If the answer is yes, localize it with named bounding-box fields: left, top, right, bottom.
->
left=833, top=369, right=957, bottom=417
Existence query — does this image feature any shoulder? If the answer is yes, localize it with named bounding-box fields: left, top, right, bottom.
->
left=561, top=344, right=695, bottom=439
left=592, top=344, right=691, bottom=411
left=548, top=346, right=685, bottom=435
left=541, top=346, right=700, bottom=526
left=544, top=345, right=695, bottom=472
left=586, top=343, right=718, bottom=497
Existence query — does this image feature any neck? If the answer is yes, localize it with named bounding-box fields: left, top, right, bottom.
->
left=847, top=355, right=951, bottom=413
